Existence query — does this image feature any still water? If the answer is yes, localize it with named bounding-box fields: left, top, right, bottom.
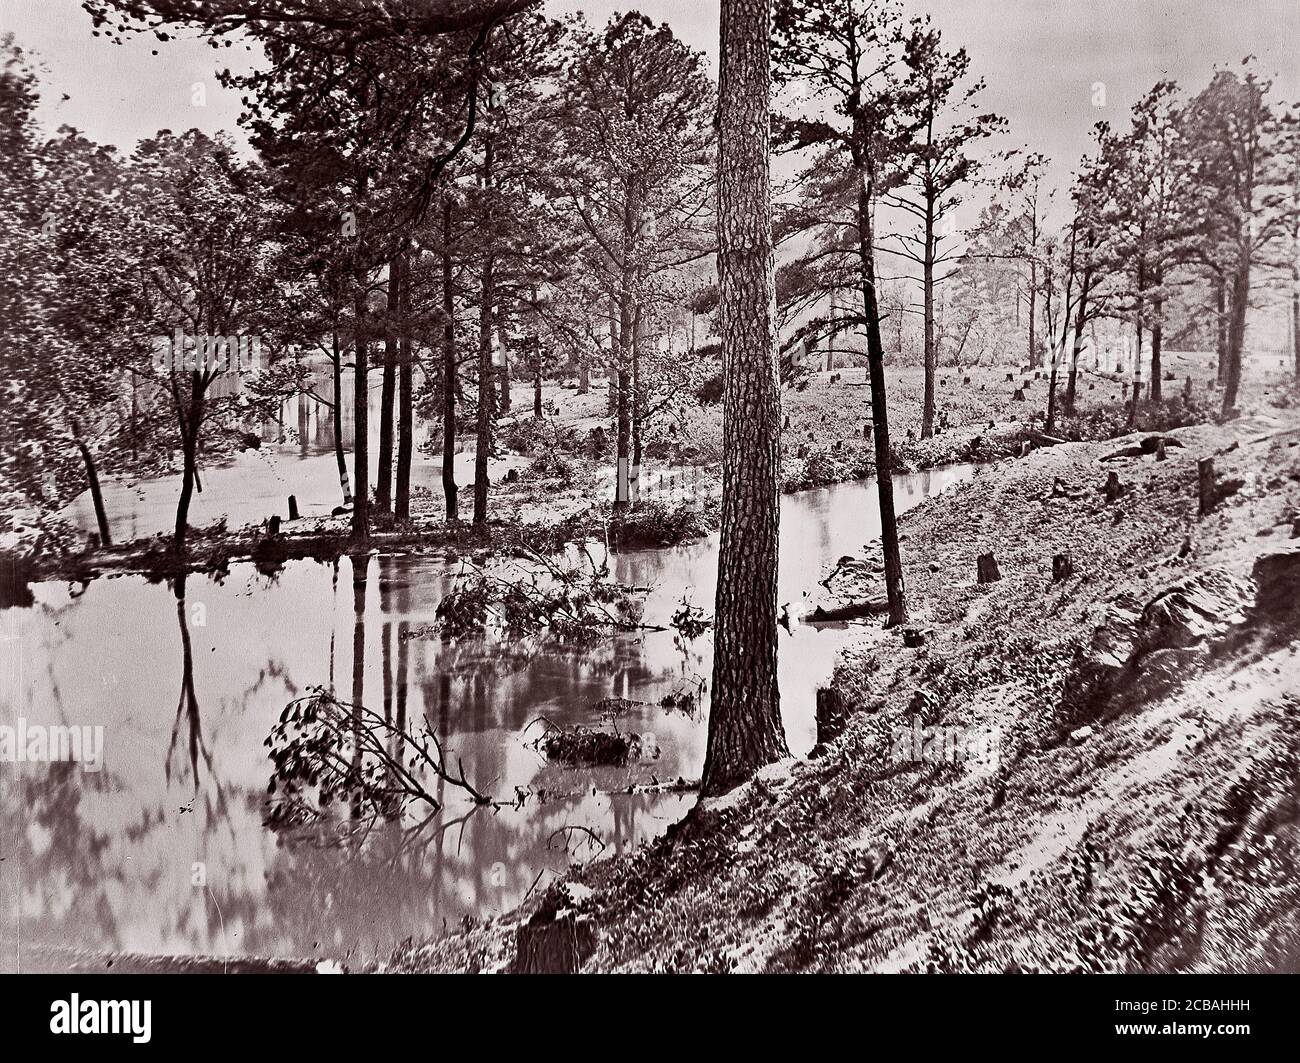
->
left=1, top=465, right=970, bottom=967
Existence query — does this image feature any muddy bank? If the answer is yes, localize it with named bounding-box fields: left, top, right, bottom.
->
left=389, top=403, right=1300, bottom=973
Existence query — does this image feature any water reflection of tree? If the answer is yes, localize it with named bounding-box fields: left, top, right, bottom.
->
left=165, top=575, right=225, bottom=816
left=0, top=763, right=126, bottom=961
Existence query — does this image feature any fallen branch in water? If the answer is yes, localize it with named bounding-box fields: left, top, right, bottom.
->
left=548, top=825, right=607, bottom=856
left=434, top=548, right=663, bottom=643
left=265, top=687, right=497, bottom=827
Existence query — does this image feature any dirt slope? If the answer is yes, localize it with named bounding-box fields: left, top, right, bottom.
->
left=394, top=402, right=1300, bottom=973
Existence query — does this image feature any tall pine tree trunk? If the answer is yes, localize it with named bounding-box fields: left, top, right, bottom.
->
left=1222, top=256, right=1250, bottom=415
left=613, top=277, right=634, bottom=514
left=920, top=204, right=936, bottom=439
left=73, top=429, right=111, bottom=547
left=1065, top=233, right=1093, bottom=414
left=1292, top=279, right=1299, bottom=380
left=607, top=299, right=619, bottom=416
left=1215, top=273, right=1228, bottom=386
left=1150, top=296, right=1163, bottom=403
left=632, top=304, right=645, bottom=485
left=332, top=329, right=352, bottom=505
left=1027, top=260, right=1038, bottom=367
left=857, top=181, right=907, bottom=627
left=441, top=196, right=459, bottom=521
left=352, top=275, right=370, bottom=541
left=377, top=262, right=399, bottom=513
left=174, top=376, right=204, bottom=554
left=474, top=253, right=495, bottom=527
left=474, top=137, right=496, bottom=527
left=700, top=0, right=789, bottom=797
left=395, top=248, right=413, bottom=523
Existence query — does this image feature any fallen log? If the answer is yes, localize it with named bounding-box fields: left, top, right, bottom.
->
left=1101, top=434, right=1186, bottom=462
left=804, top=598, right=890, bottom=623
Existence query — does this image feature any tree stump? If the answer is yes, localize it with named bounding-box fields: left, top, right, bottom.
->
left=1198, top=457, right=1216, bottom=516
left=1183, top=376, right=1193, bottom=400
left=976, top=552, right=1001, bottom=584
left=1012, top=388, right=1025, bottom=402
left=1052, top=552, right=1074, bottom=583
left=902, top=627, right=927, bottom=648
left=815, top=686, right=851, bottom=746
left=288, top=494, right=299, bottom=520
left=1006, top=372, right=1014, bottom=382
left=783, top=414, right=790, bottom=430
left=267, top=515, right=281, bottom=536
left=863, top=422, right=872, bottom=439
left=1103, top=471, right=1124, bottom=502
left=963, top=375, right=971, bottom=384
left=512, top=908, right=598, bottom=974
left=1155, top=439, right=1167, bottom=462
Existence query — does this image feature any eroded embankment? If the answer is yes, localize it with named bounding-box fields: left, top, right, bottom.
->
left=390, top=408, right=1300, bottom=973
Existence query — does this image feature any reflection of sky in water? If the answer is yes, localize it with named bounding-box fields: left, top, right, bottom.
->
left=1, top=465, right=970, bottom=967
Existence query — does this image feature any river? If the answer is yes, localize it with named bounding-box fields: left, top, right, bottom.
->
left=1, top=464, right=971, bottom=967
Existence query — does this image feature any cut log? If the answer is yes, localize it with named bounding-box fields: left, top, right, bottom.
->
left=976, top=552, right=1001, bottom=584
left=815, top=686, right=851, bottom=746
left=1052, top=552, right=1074, bottom=583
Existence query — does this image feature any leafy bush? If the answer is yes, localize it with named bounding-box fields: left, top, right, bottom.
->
left=613, top=497, right=718, bottom=548
left=524, top=451, right=576, bottom=486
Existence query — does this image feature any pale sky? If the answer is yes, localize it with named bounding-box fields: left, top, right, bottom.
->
left=4, top=0, right=1298, bottom=192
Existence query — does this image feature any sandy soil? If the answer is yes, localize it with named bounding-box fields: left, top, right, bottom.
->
left=390, top=381, right=1300, bottom=973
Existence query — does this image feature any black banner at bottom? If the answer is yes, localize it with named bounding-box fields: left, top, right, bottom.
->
left=0, top=972, right=1290, bottom=1052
